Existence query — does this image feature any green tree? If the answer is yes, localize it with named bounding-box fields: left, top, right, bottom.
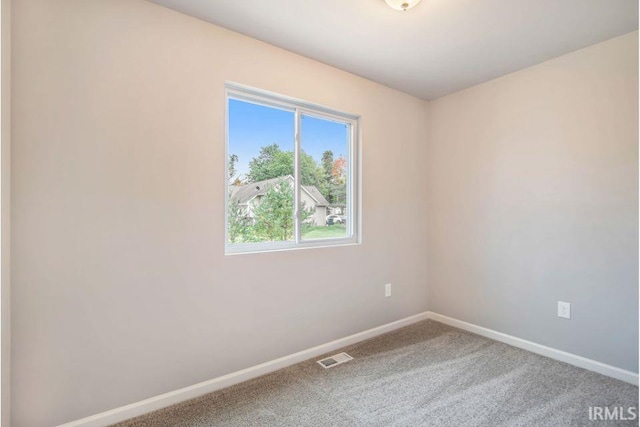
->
left=247, top=144, right=326, bottom=189
left=228, top=153, right=239, bottom=182
left=319, top=150, right=334, bottom=203
left=300, top=151, right=325, bottom=190
left=252, top=181, right=295, bottom=241
left=227, top=195, right=251, bottom=243
left=247, top=144, right=293, bottom=183
left=321, top=150, right=334, bottom=179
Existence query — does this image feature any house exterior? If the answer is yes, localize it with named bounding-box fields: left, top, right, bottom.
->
left=229, top=175, right=330, bottom=226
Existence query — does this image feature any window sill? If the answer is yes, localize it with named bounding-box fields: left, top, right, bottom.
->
left=225, top=238, right=360, bottom=256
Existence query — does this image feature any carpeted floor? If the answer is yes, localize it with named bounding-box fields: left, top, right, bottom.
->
left=114, top=320, right=638, bottom=426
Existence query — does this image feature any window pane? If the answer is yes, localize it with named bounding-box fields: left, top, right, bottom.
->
left=227, top=98, right=295, bottom=245
left=300, top=114, right=349, bottom=240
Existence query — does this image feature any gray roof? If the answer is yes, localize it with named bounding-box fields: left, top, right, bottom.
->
left=229, top=176, right=290, bottom=205
left=302, top=185, right=329, bottom=206
left=229, top=175, right=329, bottom=207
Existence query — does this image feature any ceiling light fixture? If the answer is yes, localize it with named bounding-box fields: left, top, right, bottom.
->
left=385, top=0, right=422, bottom=11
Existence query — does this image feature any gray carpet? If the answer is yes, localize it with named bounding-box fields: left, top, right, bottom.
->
left=114, top=320, right=638, bottom=426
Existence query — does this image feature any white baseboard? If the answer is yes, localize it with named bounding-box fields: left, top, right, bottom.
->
left=58, top=311, right=430, bottom=427
left=59, top=310, right=638, bottom=427
left=427, top=312, right=639, bottom=386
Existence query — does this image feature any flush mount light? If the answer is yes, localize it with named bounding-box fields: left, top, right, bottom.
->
left=385, top=0, right=422, bottom=11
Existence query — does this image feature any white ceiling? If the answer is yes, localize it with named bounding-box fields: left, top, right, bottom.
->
left=148, top=0, right=638, bottom=100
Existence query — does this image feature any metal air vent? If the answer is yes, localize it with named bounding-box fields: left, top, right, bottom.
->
left=317, top=352, right=353, bottom=369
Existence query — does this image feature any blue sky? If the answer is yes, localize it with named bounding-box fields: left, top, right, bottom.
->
left=228, top=98, right=348, bottom=180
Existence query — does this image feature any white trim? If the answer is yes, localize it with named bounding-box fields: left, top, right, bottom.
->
left=293, top=111, right=301, bottom=243
left=225, top=82, right=359, bottom=121
left=58, top=310, right=638, bottom=426
left=57, top=312, right=430, bottom=427
left=225, top=239, right=360, bottom=256
left=427, top=312, right=639, bottom=386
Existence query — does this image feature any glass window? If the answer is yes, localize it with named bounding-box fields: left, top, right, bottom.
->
left=226, top=84, right=359, bottom=254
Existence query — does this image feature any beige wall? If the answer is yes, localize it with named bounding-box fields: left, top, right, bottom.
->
left=427, top=32, right=638, bottom=373
left=11, top=0, right=429, bottom=425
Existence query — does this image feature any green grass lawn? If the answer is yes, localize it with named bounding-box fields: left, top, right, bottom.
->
left=301, top=224, right=347, bottom=239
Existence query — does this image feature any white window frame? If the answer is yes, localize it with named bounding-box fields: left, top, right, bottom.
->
left=225, top=82, right=360, bottom=255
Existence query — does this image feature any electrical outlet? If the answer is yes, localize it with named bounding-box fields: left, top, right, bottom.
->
left=558, top=301, right=571, bottom=319
left=385, top=283, right=392, bottom=298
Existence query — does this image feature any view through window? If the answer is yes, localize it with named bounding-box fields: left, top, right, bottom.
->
left=226, top=85, right=358, bottom=253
